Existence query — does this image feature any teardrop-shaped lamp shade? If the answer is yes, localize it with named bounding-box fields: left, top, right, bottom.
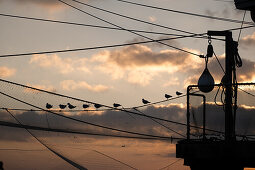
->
left=198, top=68, right=214, bottom=93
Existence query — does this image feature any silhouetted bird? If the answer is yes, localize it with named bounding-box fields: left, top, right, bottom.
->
left=83, top=104, right=89, bottom=109
left=94, top=104, right=102, bottom=109
left=176, top=91, right=183, bottom=96
left=67, top=103, right=76, bottom=109
left=165, top=94, right=172, bottom=99
left=59, top=104, right=66, bottom=109
left=46, top=103, right=53, bottom=109
left=142, top=98, right=150, bottom=104
left=113, top=103, right=121, bottom=108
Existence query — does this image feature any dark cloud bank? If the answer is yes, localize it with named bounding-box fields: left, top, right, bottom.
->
left=1, top=103, right=255, bottom=142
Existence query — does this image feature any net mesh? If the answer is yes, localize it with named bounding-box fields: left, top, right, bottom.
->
left=188, top=84, right=255, bottom=140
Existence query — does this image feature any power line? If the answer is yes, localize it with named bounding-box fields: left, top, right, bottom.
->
left=239, top=88, right=255, bottom=98
left=237, top=10, right=247, bottom=42
left=0, top=148, right=45, bottom=152
left=70, top=0, right=195, bottom=35
left=114, top=0, right=255, bottom=26
left=159, top=158, right=182, bottom=170
left=0, top=34, right=204, bottom=58
left=0, top=13, right=227, bottom=43
left=213, top=52, right=255, bottom=99
left=93, top=150, right=138, bottom=170
left=0, top=90, right=177, bottom=139
left=5, top=108, right=87, bottom=170
left=0, top=24, right=253, bottom=58
left=0, top=108, right=114, bottom=112
left=131, top=93, right=192, bottom=109
left=0, top=79, right=189, bottom=126
left=133, top=108, right=185, bottom=138
left=0, top=13, right=190, bottom=37
left=0, top=78, right=225, bottom=134
left=60, top=0, right=202, bottom=57
left=0, top=120, right=176, bottom=140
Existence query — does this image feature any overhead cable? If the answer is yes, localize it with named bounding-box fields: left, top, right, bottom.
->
left=159, top=158, right=182, bottom=170
left=0, top=13, right=189, bottom=37
left=133, top=108, right=186, bottom=137
left=70, top=0, right=195, bottom=35
left=93, top=150, right=138, bottom=170
left=0, top=90, right=176, bottom=139
left=0, top=34, right=203, bottom=58
left=0, top=78, right=223, bottom=134
left=114, top=0, right=255, bottom=25
left=0, top=25, right=253, bottom=58
left=60, top=0, right=202, bottom=57
left=5, top=109, right=87, bottom=170
left=0, top=120, right=176, bottom=140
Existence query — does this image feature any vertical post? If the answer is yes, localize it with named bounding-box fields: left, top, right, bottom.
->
left=187, top=86, right=190, bottom=140
left=202, top=95, right=206, bottom=141
left=207, top=31, right=235, bottom=142
left=225, top=32, right=234, bottom=142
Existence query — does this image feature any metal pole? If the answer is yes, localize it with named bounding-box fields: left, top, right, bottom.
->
left=207, top=31, right=235, bottom=142
left=225, top=31, right=234, bottom=142
left=187, top=86, right=190, bottom=140
left=202, top=96, right=206, bottom=140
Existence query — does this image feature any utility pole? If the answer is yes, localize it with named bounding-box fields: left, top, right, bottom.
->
left=176, top=30, right=255, bottom=170
left=208, top=31, right=235, bottom=142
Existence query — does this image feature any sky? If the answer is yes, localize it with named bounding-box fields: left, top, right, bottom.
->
left=0, top=0, right=255, bottom=169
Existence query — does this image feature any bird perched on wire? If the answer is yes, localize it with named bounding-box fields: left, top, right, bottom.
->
left=83, top=104, right=89, bottom=109
left=94, top=104, right=102, bottom=109
left=67, top=103, right=76, bottom=109
left=46, top=103, right=53, bottom=109
left=142, top=98, right=150, bottom=104
left=59, top=104, right=66, bottom=109
left=165, top=94, right=172, bottom=99
left=176, top=91, right=183, bottom=96
left=113, top=103, right=121, bottom=108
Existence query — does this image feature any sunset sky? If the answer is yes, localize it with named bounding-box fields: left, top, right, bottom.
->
left=0, top=0, right=255, bottom=169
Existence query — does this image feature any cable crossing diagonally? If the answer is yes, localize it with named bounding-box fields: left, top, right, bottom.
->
left=5, top=109, right=88, bottom=170
left=0, top=24, right=253, bottom=58
left=114, top=0, right=255, bottom=26
left=0, top=120, right=177, bottom=141
left=133, top=108, right=185, bottom=137
left=60, top=0, right=203, bottom=57
left=0, top=13, right=191, bottom=37
left=0, top=90, right=176, bottom=139
left=0, top=78, right=224, bottom=134
left=70, top=0, right=195, bottom=35
left=0, top=34, right=203, bottom=58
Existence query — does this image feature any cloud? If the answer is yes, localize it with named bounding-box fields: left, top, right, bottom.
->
left=185, top=54, right=255, bottom=87
left=148, top=16, right=157, bottom=22
left=127, top=69, right=157, bottom=86
left=29, top=54, right=91, bottom=74
left=6, top=0, right=62, bottom=7
left=92, top=42, right=255, bottom=88
left=0, top=66, right=16, bottom=78
left=106, top=45, right=196, bottom=68
left=0, top=103, right=187, bottom=142
left=2, top=102, right=255, bottom=142
left=162, top=77, right=180, bottom=87
left=240, top=32, right=255, bottom=46
left=24, top=83, right=57, bottom=93
left=60, top=80, right=110, bottom=92
left=91, top=44, right=201, bottom=86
